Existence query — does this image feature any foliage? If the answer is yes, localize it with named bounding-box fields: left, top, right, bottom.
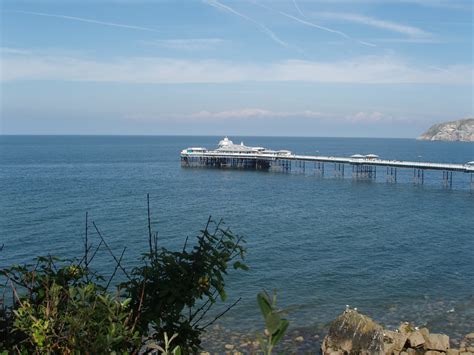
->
left=147, top=332, right=182, bottom=355
left=0, top=196, right=247, bottom=353
left=256, top=291, right=290, bottom=355
left=1, top=256, right=141, bottom=353
left=122, top=216, right=248, bottom=352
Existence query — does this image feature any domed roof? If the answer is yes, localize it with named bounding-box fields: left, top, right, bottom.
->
left=218, top=136, right=233, bottom=147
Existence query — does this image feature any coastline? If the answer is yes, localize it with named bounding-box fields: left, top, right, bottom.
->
left=201, top=324, right=473, bottom=353
left=201, top=313, right=473, bottom=353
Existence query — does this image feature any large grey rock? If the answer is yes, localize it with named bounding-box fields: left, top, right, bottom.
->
left=425, top=333, right=450, bottom=352
left=384, top=330, right=408, bottom=354
left=418, top=118, right=474, bottom=142
left=321, top=309, right=384, bottom=355
left=407, top=331, right=425, bottom=348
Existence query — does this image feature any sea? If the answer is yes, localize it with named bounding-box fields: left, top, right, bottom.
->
left=1, top=135, right=473, bottom=347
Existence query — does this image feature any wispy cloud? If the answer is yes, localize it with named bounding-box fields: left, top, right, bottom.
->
left=187, top=108, right=324, bottom=119
left=315, top=12, right=430, bottom=38
left=127, top=108, right=324, bottom=122
left=370, top=37, right=441, bottom=44
left=2, top=49, right=471, bottom=84
left=278, top=10, right=351, bottom=39
left=292, top=0, right=306, bottom=18
left=11, top=10, right=161, bottom=33
left=203, top=0, right=288, bottom=47
left=0, top=47, right=32, bottom=55
left=347, top=111, right=388, bottom=123
left=250, top=1, right=376, bottom=47
left=289, top=0, right=471, bottom=10
left=398, top=0, right=472, bottom=10
left=358, top=40, right=377, bottom=47
left=140, top=38, right=224, bottom=50
left=128, top=108, right=408, bottom=124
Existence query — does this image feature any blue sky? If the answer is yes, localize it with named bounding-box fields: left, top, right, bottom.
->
left=0, top=0, right=472, bottom=137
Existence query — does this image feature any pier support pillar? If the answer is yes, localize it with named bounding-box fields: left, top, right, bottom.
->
left=442, top=170, right=453, bottom=188
left=295, top=160, right=305, bottom=174
left=315, top=162, right=324, bottom=176
left=334, top=163, right=345, bottom=178
left=386, top=167, right=397, bottom=183
left=352, top=164, right=376, bottom=180
left=279, top=159, right=291, bottom=173
left=413, top=168, right=425, bottom=185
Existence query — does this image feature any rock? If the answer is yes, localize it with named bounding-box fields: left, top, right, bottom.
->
left=321, top=309, right=384, bottom=355
left=419, top=328, right=430, bottom=338
left=239, top=342, right=249, bottom=348
left=224, top=344, right=234, bottom=350
left=295, top=336, right=304, bottom=342
left=468, top=348, right=474, bottom=353
left=418, top=118, right=474, bottom=142
left=447, top=350, right=460, bottom=355
left=466, top=334, right=474, bottom=340
left=398, top=322, right=415, bottom=335
left=405, top=349, right=416, bottom=355
left=407, top=331, right=426, bottom=348
left=459, top=352, right=473, bottom=355
left=425, top=333, right=450, bottom=352
left=425, top=351, right=443, bottom=355
left=384, top=330, right=408, bottom=354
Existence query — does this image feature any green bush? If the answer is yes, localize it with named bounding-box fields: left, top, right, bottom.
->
left=123, top=217, right=248, bottom=352
left=0, top=196, right=248, bottom=353
left=1, top=257, right=140, bottom=353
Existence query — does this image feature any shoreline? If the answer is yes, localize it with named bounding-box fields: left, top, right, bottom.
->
left=200, top=312, right=474, bottom=353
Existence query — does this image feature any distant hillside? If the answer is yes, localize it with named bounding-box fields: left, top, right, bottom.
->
left=418, top=118, right=474, bottom=142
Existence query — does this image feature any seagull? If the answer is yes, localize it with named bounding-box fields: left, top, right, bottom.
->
left=354, top=307, right=358, bottom=311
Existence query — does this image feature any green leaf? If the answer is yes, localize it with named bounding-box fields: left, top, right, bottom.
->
left=257, top=292, right=272, bottom=318
left=265, top=312, right=281, bottom=334
left=233, top=261, right=249, bottom=271
left=270, top=319, right=289, bottom=346
left=121, top=298, right=131, bottom=308
left=218, top=287, right=227, bottom=301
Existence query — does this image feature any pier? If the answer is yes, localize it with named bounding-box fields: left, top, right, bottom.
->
left=181, top=137, right=474, bottom=190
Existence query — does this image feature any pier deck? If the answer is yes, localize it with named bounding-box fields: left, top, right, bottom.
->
left=183, top=151, right=473, bottom=173
left=180, top=138, right=474, bottom=189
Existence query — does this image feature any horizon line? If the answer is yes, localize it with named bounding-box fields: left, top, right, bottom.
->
left=0, top=133, right=424, bottom=140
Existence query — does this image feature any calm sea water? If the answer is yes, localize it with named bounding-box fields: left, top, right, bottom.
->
left=1, top=136, right=473, bottom=339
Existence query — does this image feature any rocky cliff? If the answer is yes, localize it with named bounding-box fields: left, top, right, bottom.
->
left=418, top=118, right=474, bottom=142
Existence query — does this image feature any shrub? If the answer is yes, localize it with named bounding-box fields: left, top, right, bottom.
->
left=1, top=257, right=140, bottom=353
left=0, top=196, right=248, bottom=353
left=123, top=216, right=248, bottom=352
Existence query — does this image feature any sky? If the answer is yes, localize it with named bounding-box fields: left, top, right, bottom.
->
left=0, top=0, right=473, bottom=137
